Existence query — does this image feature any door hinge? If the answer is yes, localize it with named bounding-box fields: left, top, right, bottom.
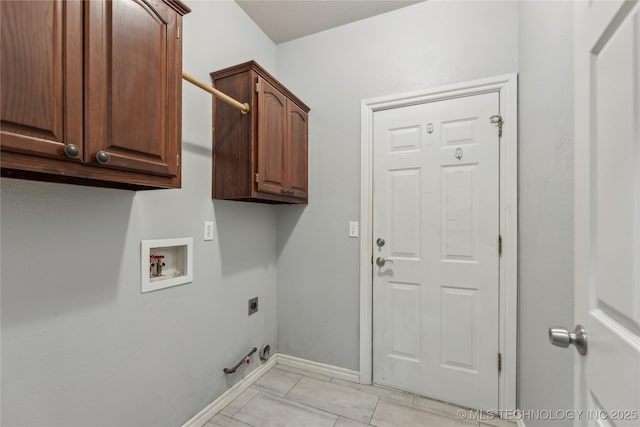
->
left=177, top=154, right=180, bottom=167
left=177, top=25, right=181, bottom=39
left=255, top=82, right=260, bottom=93
left=490, top=114, right=503, bottom=138
left=498, top=234, right=503, bottom=255
left=498, top=352, right=502, bottom=372
left=254, top=172, right=259, bottom=183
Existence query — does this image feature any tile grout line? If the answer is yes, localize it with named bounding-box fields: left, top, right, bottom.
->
left=265, top=373, right=346, bottom=422
left=214, top=362, right=491, bottom=427
left=286, top=373, right=383, bottom=425
left=282, top=374, right=350, bottom=421
left=281, top=374, right=304, bottom=400
left=368, top=394, right=382, bottom=426
left=227, top=388, right=260, bottom=420
left=217, top=412, right=259, bottom=427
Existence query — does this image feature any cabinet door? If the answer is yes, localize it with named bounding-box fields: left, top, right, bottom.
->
left=256, top=76, right=287, bottom=196
left=85, top=0, right=180, bottom=178
left=0, top=0, right=83, bottom=161
left=286, top=101, right=308, bottom=201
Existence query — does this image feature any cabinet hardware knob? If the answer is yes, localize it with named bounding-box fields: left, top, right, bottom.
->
left=63, top=144, right=80, bottom=159
left=96, top=151, right=110, bottom=164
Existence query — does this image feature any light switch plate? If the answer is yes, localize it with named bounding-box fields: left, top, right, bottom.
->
left=349, top=221, right=359, bottom=238
left=204, top=221, right=214, bottom=241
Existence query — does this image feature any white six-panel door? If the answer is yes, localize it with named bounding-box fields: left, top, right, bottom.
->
left=574, top=1, right=640, bottom=425
left=372, top=92, right=500, bottom=410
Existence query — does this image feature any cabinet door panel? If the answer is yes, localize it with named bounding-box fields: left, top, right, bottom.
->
left=257, top=76, right=286, bottom=195
left=85, top=0, right=179, bottom=177
left=0, top=0, right=83, bottom=160
left=286, top=101, right=308, bottom=201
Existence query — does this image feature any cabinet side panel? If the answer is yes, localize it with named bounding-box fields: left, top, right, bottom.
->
left=212, top=71, right=253, bottom=198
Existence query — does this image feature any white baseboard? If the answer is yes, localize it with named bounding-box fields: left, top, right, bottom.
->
left=513, top=409, right=526, bottom=427
left=181, top=353, right=359, bottom=427
left=276, top=354, right=360, bottom=383
left=181, top=356, right=276, bottom=427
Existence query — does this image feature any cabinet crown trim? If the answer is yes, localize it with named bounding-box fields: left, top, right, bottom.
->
left=210, top=60, right=310, bottom=113
left=163, top=0, right=191, bottom=15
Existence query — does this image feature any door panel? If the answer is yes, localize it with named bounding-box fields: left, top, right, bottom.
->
left=389, top=168, right=421, bottom=258
left=373, top=92, right=500, bottom=410
left=441, top=287, right=478, bottom=371
left=257, top=77, right=286, bottom=195
left=0, top=0, right=83, bottom=160
left=85, top=0, right=178, bottom=177
left=441, top=165, right=478, bottom=260
left=286, top=101, right=308, bottom=200
left=574, top=1, right=640, bottom=424
left=389, top=282, right=421, bottom=360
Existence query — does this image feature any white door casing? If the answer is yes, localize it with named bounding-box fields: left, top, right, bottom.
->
left=574, top=1, right=640, bottom=425
left=372, top=93, right=500, bottom=410
left=360, top=74, right=518, bottom=411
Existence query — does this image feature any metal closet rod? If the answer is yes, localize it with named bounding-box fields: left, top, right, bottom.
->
left=182, top=71, right=250, bottom=115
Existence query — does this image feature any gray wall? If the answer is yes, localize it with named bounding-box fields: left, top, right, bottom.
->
left=275, top=0, right=576, bottom=419
left=0, top=2, right=279, bottom=426
left=518, top=2, right=575, bottom=424
left=275, top=0, right=519, bottom=373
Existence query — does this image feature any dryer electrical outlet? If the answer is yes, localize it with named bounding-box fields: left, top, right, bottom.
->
left=248, top=297, right=258, bottom=315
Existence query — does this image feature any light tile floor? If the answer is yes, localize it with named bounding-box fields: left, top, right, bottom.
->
left=205, top=364, right=515, bottom=427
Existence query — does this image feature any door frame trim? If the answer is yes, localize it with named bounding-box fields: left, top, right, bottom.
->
left=359, top=74, right=518, bottom=410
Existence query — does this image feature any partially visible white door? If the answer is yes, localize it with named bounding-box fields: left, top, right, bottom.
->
left=372, top=92, right=500, bottom=410
left=573, top=1, right=640, bottom=424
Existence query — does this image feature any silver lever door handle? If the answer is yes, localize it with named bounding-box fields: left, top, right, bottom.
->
left=376, top=257, right=394, bottom=267
left=548, top=325, right=587, bottom=355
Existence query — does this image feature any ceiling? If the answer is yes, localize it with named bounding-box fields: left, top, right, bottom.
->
left=235, top=1, right=424, bottom=44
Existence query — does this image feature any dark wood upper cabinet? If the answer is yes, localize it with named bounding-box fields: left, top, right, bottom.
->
left=0, top=0, right=190, bottom=190
left=0, top=0, right=84, bottom=161
left=211, top=61, right=310, bottom=204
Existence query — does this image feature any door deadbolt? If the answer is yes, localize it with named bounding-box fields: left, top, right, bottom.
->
left=376, top=238, right=385, bottom=247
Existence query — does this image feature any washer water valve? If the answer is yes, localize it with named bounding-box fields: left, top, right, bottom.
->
left=150, top=255, right=166, bottom=276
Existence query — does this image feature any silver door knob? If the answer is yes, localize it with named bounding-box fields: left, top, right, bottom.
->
left=376, top=257, right=394, bottom=267
left=548, top=325, right=587, bottom=355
